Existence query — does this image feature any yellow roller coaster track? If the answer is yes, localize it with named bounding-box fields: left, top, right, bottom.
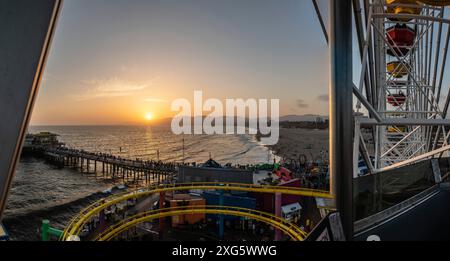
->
left=62, top=182, right=332, bottom=240
left=94, top=205, right=308, bottom=241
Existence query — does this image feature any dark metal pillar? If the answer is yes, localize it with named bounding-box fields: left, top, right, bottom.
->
left=159, top=191, right=165, bottom=240
left=274, top=192, right=282, bottom=241
left=329, top=0, right=354, bottom=240
left=219, top=190, right=224, bottom=239
left=0, top=0, right=62, bottom=219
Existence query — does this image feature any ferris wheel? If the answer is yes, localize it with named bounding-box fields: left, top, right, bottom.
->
left=350, top=0, right=450, bottom=174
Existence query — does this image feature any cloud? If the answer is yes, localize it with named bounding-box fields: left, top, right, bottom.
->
left=296, top=99, right=309, bottom=108
left=144, top=98, right=168, bottom=103
left=75, top=77, right=148, bottom=101
left=317, top=94, right=329, bottom=102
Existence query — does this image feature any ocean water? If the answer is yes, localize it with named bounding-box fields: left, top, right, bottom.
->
left=3, top=125, right=275, bottom=240
left=25, top=125, right=275, bottom=164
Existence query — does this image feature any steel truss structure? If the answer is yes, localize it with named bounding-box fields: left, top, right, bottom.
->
left=351, top=0, right=450, bottom=174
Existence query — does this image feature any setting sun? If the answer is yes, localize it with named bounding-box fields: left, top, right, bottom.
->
left=144, top=112, right=154, bottom=121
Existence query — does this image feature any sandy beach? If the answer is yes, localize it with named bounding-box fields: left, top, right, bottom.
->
left=267, top=128, right=329, bottom=163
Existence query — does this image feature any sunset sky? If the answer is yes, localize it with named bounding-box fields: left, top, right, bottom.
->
left=32, top=0, right=331, bottom=125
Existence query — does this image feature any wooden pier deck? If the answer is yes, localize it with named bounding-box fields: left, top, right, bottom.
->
left=38, top=147, right=177, bottom=184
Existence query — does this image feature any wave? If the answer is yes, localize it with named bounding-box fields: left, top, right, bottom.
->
left=3, top=191, right=106, bottom=241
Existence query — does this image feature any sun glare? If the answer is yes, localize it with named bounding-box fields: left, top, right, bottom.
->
left=144, top=112, right=154, bottom=121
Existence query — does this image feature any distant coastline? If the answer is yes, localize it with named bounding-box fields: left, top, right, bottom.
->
left=29, top=114, right=330, bottom=128
left=28, top=115, right=330, bottom=164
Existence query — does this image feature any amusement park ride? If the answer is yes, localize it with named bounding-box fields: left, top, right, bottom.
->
left=2, top=0, right=450, bottom=241
left=351, top=0, right=450, bottom=170
left=344, top=0, right=450, bottom=240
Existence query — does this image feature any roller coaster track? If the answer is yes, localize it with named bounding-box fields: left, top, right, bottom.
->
left=94, top=205, right=308, bottom=241
left=62, top=182, right=331, bottom=240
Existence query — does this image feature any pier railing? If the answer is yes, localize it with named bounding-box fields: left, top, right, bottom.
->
left=31, top=146, right=178, bottom=184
